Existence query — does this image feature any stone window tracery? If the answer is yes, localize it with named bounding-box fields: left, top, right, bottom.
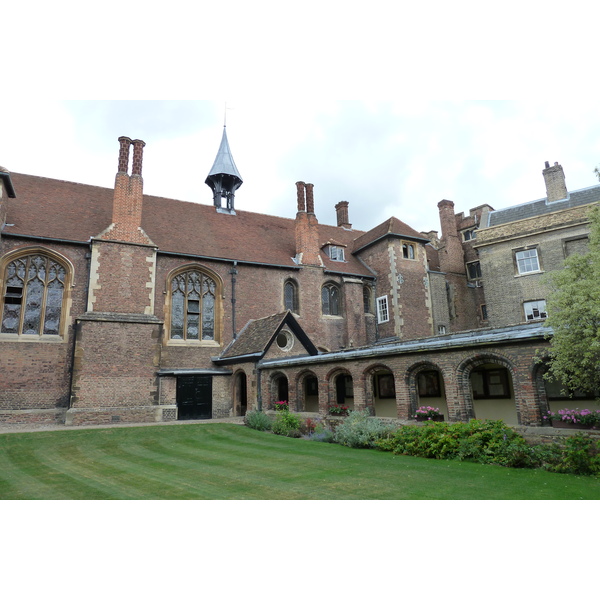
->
left=170, top=270, right=217, bottom=341
left=321, top=283, right=340, bottom=316
left=1, top=253, right=67, bottom=336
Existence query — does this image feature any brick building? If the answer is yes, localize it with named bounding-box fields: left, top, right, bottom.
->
left=1, top=132, right=598, bottom=427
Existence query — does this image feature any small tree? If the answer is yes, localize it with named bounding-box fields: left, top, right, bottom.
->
left=544, top=198, right=600, bottom=398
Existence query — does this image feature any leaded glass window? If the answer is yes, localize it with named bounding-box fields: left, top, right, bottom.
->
left=322, top=283, right=340, bottom=316
left=284, top=280, right=298, bottom=313
left=170, top=270, right=217, bottom=341
left=1, top=254, right=66, bottom=335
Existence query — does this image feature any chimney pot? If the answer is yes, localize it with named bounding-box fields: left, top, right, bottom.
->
left=296, top=181, right=306, bottom=212
left=305, top=183, right=315, bottom=213
left=117, top=136, right=132, bottom=173
left=335, top=201, right=351, bottom=228
left=131, top=139, right=146, bottom=177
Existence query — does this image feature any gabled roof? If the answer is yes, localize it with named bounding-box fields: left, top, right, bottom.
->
left=352, top=216, right=430, bottom=253
left=7, top=173, right=374, bottom=275
left=215, top=311, right=318, bottom=364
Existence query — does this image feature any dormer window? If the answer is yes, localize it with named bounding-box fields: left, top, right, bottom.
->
left=326, top=246, right=345, bottom=261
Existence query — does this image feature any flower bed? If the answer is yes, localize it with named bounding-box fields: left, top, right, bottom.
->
left=544, top=408, right=600, bottom=429
left=413, top=406, right=444, bottom=421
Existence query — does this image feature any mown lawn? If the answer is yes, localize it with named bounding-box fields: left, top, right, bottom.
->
left=0, top=423, right=599, bottom=499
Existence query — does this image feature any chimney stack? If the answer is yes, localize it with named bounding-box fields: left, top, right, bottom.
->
left=97, top=136, right=153, bottom=245
left=294, top=181, right=322, bottom=267
left=437, top=199, right=466, bottom=274
left=543, top=161, right=568, bottom=203
left=335, top=201, right=351, bottom=228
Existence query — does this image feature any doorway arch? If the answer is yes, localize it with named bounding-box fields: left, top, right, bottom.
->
left=329, top=369, right=354, bottom=410
left=459, top=355, right=518, bottom=424
left=233, top=370, right=248, bottom=417
left=270, top=372, right=289, bottom=409
left=367, top=365, right=397, bottom=417
left=407, top=362, right=449, bottom=420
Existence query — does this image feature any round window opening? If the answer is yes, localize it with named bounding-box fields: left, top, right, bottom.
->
left=276, top=330, right=294, bottom=351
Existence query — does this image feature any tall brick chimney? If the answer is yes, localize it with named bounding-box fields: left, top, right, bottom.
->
left=295, top=181, right=322, bottom=266
left=97, top=137, right=153, bottom=245
left=335, top=201, right=351, bottom=228
left=437, top=199, right=466, bottom=274
left=543, top=161, right=568, bottom=203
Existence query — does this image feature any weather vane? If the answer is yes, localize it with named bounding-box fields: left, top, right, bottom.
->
left=224, top=101, right=234, bottom=127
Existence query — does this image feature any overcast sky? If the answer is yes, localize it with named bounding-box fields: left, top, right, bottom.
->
left=3, top=2, right=600, bottom=237
left=4, top=99, right=600, bottom=235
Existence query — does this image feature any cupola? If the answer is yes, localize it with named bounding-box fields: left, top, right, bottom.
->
left=205, top=126, right=243, bottom=213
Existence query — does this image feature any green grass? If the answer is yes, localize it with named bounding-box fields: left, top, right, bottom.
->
left=1, top=423, right=599, bottom=499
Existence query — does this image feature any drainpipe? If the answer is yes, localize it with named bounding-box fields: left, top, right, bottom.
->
left=230, top=261, right=238, bottom=339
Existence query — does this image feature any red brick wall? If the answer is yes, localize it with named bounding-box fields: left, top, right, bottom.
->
left=89, top=241, right=156, bottom=314
left=260, top=337, right=550, bottom=426
left=154, top=255, right=374, bottom=358
left=0, top=240, right=89, bottom=411
left=70, top=319, right=161, bottom=409
left=359, top=238, right=433, bottom=340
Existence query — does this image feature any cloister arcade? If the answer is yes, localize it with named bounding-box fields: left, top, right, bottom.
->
left=260, top=350, right=549, bottom=426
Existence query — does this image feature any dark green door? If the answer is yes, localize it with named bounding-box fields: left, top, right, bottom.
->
left=177, top=376, right=212, bottom=420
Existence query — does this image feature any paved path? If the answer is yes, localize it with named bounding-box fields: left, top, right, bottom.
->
left=0, top=417, right=246, bottom=435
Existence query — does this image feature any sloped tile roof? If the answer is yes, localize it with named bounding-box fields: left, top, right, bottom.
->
left=218, top=311, right=318, bottom=361
left=7, top=173, right=375, bottom=276
left=488, top=185, right=600, bottom=227
left=352, top=216, right=430, bottom=253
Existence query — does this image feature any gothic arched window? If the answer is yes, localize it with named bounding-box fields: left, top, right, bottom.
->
left=321, top=283, right=341, bottom=316
left=284, top=280, right=299, bottom=313
left=170, top=269, right=219, bottom=342
left=1, top=252, right=69, bottom=336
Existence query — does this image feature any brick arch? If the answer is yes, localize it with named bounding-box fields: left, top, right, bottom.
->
left=268, top=371, right=289, bottom=410
left=362, top=362, right=397, bottom=415
left=457, top=353, right=519, bottom=423
left=232, top=368, right=248, bottom=417
left=325, top=366, right=355, bottom=410
left=404, top=360, right=450, bottom=420
left=293, top=369, right=320, bottom=412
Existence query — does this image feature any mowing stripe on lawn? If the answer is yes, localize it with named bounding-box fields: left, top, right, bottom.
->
left=1, top=424, right=600, bottom=499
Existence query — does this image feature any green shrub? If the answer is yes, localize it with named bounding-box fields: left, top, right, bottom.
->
left=333, top=409, right=395, bottom=448
left=272, top=411, right=303, bottom=437
left=454, top=420, right=537, bottom=468
left=377, top=420, right=537, bottom=468
left=543, top=434, right=600, bottom=476
left=244, top=410, right=272, bottom=431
